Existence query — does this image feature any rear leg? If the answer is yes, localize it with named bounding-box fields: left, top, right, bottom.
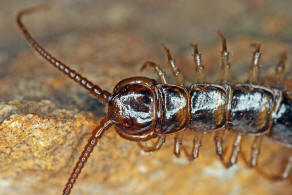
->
left=270, top=53, right=290, bottom=180
left=141, top=61, right=168, bottom=84
left=253, top=155, right=292, bottom=181
left=138, top=136, right=166, bottom=152
left=269, top=53, right=289, bottom=179
left=248, top=53, right=290, bottom=180
left=281, top=156, right=292, bottom=179
left=242, top=136, right=292, bottom=180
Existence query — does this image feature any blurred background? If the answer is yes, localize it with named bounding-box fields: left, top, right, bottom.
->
left=0, top=0, right=292, bottom=194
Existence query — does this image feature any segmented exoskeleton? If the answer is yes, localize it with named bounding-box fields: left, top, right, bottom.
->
left=16, top=5, right=292, bottom=195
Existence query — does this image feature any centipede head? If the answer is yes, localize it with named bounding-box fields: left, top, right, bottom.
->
left=108, top=77, right=158, bottom=141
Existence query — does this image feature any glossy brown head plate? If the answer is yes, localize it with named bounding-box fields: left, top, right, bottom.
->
left=109, top=77, right=157, bottom=141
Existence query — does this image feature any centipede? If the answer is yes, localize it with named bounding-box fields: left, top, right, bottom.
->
left=16, top=5, right=292, bottom=195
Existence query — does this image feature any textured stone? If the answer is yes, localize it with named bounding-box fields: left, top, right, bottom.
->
left=1, top=101, right=292, bottom=195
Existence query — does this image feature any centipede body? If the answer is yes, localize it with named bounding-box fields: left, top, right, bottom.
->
left=15, top=5, right=292, bottom=195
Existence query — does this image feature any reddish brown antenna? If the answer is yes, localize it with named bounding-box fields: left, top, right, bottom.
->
left=16, top=5, right=111, bottom=103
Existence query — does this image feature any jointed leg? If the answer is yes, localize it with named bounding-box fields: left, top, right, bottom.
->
left=190, top=133, right=203, bottom=160
left=274, top=52, right=287, bottom=85
left=162, top=45, right=185, bottom=85
left=248, top=43, right=262, bottom=84
left=254, top=155, right=292, bottom=181
left=179, top=132, right=203, bottom=161
left=241, top=138, right=292, bottom=181
left=214, top=130, right=225, bottom=161
left=190, top=44, right=206, bottom=83
left=138, top=136, right=166, bottom=152
left=141, top=61, right=168, bottom=84
left=173, top=131, right=203, bottom=161
left=250, top=136, right=263, bottom=167
left=218, top=31, right=231, bottom=82
left=173, top=132, right=185, bottom=157
left=229, top=134, right=242, bottom=167
left=281, top=156, right=292, bottom=179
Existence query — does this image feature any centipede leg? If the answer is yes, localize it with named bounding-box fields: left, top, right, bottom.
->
left=247, top=43, right=262, bottom=84
left=141, top=61, right=168, bottom=84
left=178, top=132, right=203, bottom=161
left=214, top=130, right=225, bottom=161
left=229, top=134, right=242, bottom=167
left=174, top=132, right=203, bottom=161
left=63, top=118, right=113, bottom=195
left=137, top=136, right=166, bottom=152
left=191, top=133, right=203, bottom=159
left=274, top=52, right=287, bottom=85
left=190, top=44, right=206, bottom=83
left=174, top=132, right=184, bottom=158
left=218, top=31, right=231, bottom=82
left=250, top=136, right=263, bottom=167
left=254, top=155, right=292, bottom=181
left=281, top=156, right=292, bottom=179
left=162, top=45, right=185, bottom=85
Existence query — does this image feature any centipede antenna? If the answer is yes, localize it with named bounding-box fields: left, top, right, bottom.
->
left=63, top=118, right=112, bottom=195
left=218, top=31, right=231, bottom=82
left=16, top=5, right=111, bottom=103
left=162, top=44, right=185, bottom=86
left=141, top=61, right=168, bottom=84
left=190, top=43, right=206, bottom=83
left=275, top=52, right=287, bottom=85
left=248, top=43, right=262, bottom=84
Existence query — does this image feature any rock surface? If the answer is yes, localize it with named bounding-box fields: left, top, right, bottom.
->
left=1, top=0, right=292, bottom=195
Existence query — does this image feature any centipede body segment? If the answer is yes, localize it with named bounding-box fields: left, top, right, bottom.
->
left=16, top=5, right=292, bottom=195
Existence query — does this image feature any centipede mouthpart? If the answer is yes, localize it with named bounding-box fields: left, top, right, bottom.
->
left=16, top=5, right=292, bottom=195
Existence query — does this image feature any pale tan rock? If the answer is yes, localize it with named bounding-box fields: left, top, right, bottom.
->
left=0, top=100, right=292, bottom=195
